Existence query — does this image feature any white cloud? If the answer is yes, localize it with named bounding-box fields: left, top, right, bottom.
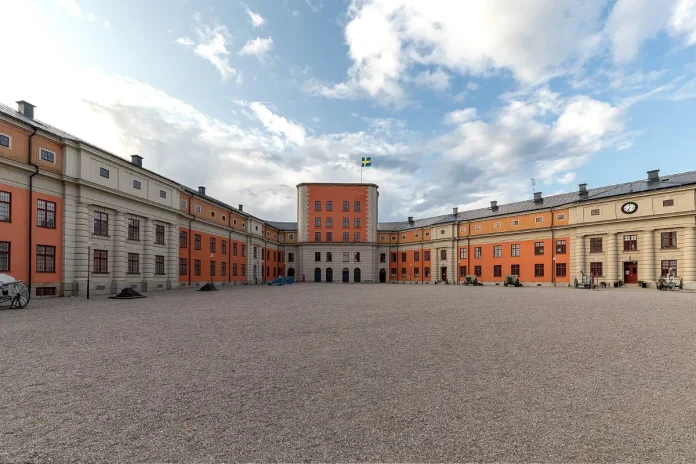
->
left=443, top=108, right=477, bottom=125
left=292, top=10, right=300, bottom=18
left=175, top=14, right=240, bottom=82
left=617, top=141, right=633, bottom=151
left=57, top=0, right=97, bottom=22
left=669, top=0, right=696, bottom=45
left=103, top=20, right=111, bottom=29
left=238, top=37, right=274, bottom=59
left=411, top=69, right=451, bottom=92
left=246, top=7, right=265, bottom=28
left=467, top=82, right=479, bottom=91
left=243, top=101, right=306, bottom=145
left=557, top=172, right=577, bottom=184
left=305, top=0, right=323, bottom=12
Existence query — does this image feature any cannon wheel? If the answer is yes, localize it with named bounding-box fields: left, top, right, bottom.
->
left=11, top=283, right=29, bottom=309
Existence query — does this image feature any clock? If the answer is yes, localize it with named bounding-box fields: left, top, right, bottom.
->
left=621, top=202, right=638, bottom=214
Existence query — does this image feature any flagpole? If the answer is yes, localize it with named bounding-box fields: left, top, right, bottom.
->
left=361, top=164, right=363, bottom=183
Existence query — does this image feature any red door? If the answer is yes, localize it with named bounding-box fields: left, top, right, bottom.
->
left=624, top=262, right=638, bottom=283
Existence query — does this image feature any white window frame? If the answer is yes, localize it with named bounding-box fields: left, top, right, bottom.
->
left=288, top=233, right=294, bottom=240
left=511, top=219, right=519, bottom=226
left=475, top=224, right=482, bottom=231
left=0, top=132, right=11, bottom=149
left=425, top=232, right=430, bottom=237
left=159, top=190, right=167, bottom=199
left=211, top=211, right=215, bottom=218
left=39, top=147, right=56, bottom=163
left=494, top=222, right=501, bottom=229
left=195, top=205, right=202, bottom=213
left=535, top=216, right=544, bottom=223
left=415, top=233, right=419, bottom=238
left=180, top=199, right=187, bottom=208
left=133, top=179, right=142, bottom=190
left=556, top=213, right=566, bottom=220
left=380, top=235, right=385, bottom=240
left=402, top=235, right=406, bottom=239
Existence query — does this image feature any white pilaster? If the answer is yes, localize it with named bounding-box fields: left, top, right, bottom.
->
left=682, top=226, right=696, bottom=289
left=642, top=229, right=656, bottom=285
left=607, top=233, right=618, bottom=283
left=112, top=211, right=126, bottom=291
left=167, top=223, right=179, bottom=289
left=73, top=202, right=90, bottom=295
left=576, top=234, right=585, bottom=278
left=142, top=218, right=155, bottom=291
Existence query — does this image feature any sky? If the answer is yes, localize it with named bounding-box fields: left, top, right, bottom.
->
left=3, top=0, right=696, bottom=222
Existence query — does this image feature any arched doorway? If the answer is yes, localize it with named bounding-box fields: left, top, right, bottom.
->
left=342, top=268, right=350, bottom=283
left=354, top=268, right=361, bottom=283
left=379, top=268, right=386, bottom=283
left=287, top=267, right=295, bottom=278
left=314, top=267, right=321, bottom=282
left=326, top=268, right=333, bottom=282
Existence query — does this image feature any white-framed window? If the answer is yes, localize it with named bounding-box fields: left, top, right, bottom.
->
left=535, top=216, right=543, bottom=223
left=288, top=233, right=294, bottom=240
left=511, top=219, right=519, bottom=226
left=475, top=224, right=482, bottom=231
left=459, top=227, right=466, bottom=233
left=242, top=222, right=246, bottom=228
left=99, top=167, right=109, bottom=178
left=133, top=180, right=141, bottom=190
left=494, top=222, right=501, bottom=228
left=591, top=209, right=600, bottom=216
left=159, top=190, right=166, bottom=199
left=402, top=235, right=406, bottom=239
left=211, top=211, right=215, bottom=218
left=279, top=234, right=284, bottom=240
left=380, top=235, right=385, bottom=240
left=425, top=232, right=430, bottom=237
left=459, top=248, right=466, bottom=259
left=415, top=233, right=419, bottom=238
left=39, top=148, right=56, bottom=163
left=0, top=132, right=11, bottom=149
left=180, top=199, right=187, bottom=208
left=556, top=213, right=566, bottom=220
left=392, top=236, right=396, bottom=240
left=440, top=229, right=445, bottom=235
left=222, top=215, right=226, bottom=221
left=195, top=205, right=202, bottom=213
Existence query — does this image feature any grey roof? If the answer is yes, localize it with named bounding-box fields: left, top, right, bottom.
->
left=265, top=221, right=298, bottom=231
left=378, top=170, right=696, bottom=231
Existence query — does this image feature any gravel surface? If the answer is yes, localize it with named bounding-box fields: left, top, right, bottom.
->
left=1, top=284, right=696, bottom=462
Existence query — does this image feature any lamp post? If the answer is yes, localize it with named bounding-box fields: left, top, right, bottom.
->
left=458, top=260, right=461, bottom=285
left=87, top=241, right=92, bottom=299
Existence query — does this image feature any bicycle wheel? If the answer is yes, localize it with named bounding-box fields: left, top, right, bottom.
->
left=11, top=283, right=29, bottom=309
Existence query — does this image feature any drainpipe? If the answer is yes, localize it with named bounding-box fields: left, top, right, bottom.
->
left=188, top=194, right=195, bottom=287
left=421, top=233, right=424, bottom=283
left=467, top=221, right=471, bottom=281
left=27, top=128, right=38, bottom=300
left=228, top=213, right=231, bottom=285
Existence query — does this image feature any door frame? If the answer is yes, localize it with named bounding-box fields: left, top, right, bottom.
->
left=326, top=267, right=333, bottom=283
left=623, top=261, right=638, bottom=283
left=441, top=266, right=447, bottom=282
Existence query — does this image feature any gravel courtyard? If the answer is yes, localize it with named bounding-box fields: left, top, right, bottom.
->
left=1, top=284, right=696, bottom=462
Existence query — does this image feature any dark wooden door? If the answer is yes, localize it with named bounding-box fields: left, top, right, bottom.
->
left=379, top=269, right=386, bottom=283
left=326, top=268, right=333, bottom=282
left=624, top=262, right=638, bottom=283
left=314, top=268, right=321, bottom=282
left=441, top=267, right=447, bottom=282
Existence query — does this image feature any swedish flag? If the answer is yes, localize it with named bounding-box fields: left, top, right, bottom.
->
left=361, top=156, right=372, bottom=167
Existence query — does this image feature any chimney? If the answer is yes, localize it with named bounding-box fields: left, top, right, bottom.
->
left=198, top=186, right=206, bottom=195
left=490, top=201, right=498, bottom=212
left=534, top=192, right=543, bottom=203
left=238, top=204, right=243, bottom=211
left=647, top=169, right=660, bottom=182
left=408, top=216, right=414, bottom=225
left=130, top=154, right=143, bottom=168
left=579, top=183, right=587, bottom=196
left=16, top=100, right=35, bottom=119
left=453, top=207, right=458, bottom=215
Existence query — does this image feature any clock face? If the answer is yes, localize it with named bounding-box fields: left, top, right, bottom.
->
left=621, top=202, right=638, bottom=214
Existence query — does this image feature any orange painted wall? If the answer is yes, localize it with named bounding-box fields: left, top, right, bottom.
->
left=279, top=230, right=298, bottom=244
left=466, top=211, right=554, bottom=237
left=0, top=183, right=63, bottom=286
left=307, top=185, right=368, bottom=243
left=178, top=227, right=246, bottom=283
left=179, top=193, right=248, bottom=233
left=458, top=237, right=570, bottom=283
left=262, top=245, right=284, bottom=279
left=0, top=120, right=64, bottom=174
left=389, top=248, right=431, bottom=282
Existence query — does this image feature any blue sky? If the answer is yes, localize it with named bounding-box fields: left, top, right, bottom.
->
left=3, top=0, right=696, bottom=221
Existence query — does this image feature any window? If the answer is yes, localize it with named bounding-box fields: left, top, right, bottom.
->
left=474, top=247, right=481, bottom=258
left=556, top=213, right=566, bottom=221
left=460, top=266, right=467, bottom=277
left=589, top=238, right=602, bottom=253
left=326, top=232, right=333, bottom=242
left=391, top=253, right=397, bottom=263
left=475, top=225, right=482, bottom=231
left=0, top=191, right=10, bottom=222
left=380, top=253, right=386, bottom=263
left=401, top=268, right=407, bottom=277
left=343, top=252, right=349, bottom=262
left=233, top=263, right=238, bottom=276
left=315, top=217, right=321, bottom=227
left=0, top=133, right=9, bottom=148
left=354, top=201, right=361, bottom=211
left=440, top=229, right=446, bottom=235
left=493, top=245, right=502, bottom=258
left=159, top=190, right=166, bottom=199
left=222, top=216, right=226, bottom=222
left=210, top=261, right=216, bottom=276
left=241, top=264, right=246, bottom=276
left=511, top=244, right=520, bottom=257
left=211, top=211, right=215, bottom=218
left=99, top=167, right=109, bottom=178
left=401, top=252, right=407, bottom=262
left=661, top=260, right=678, bottom=277
left=591, top=209, right=600, bottom=216
left=155, top=256, right=165, bottom=275
left=194, top=234, right=201, bottom=250
left=354, top=218, right=361, bottom=228
left=424, top=251, right=430, bottom=261
left=402, top=235, right=406, bottom=240
left=315, top=201, right=321, bottom=211
left=354, top=252, right=360, bottom=262
left=266, top=250, right=270, bottom=260
left=241, top=244, right=246, bottom=257
left=511, top=264, right=520, bottom=276
left=511, top=220, right=519, bottom=226
left=459, top=248, right=466, bottom=259
left=94, top=212, right=108, bottom=236
left=494, top=265, right=502, bottom=277
left=425, top=267, right=430, bottom=278
left=327, top=217, right=333, bottom=227
left=535, top=217, right=543, bottom=224
left=426, top=232, right=431, bottom=237
left=232, top=243, right=238, bottom=256
left=556, top=263, right=566, bottom=277
left=242, top=222, right=246, bottom=229
left=210, top=238, right=216, bottom=253
left=36, top=245, right=55, bottom=272
left=534, top=264, right=544, bottom=277
left=343, top=201, right=349, bottom=211
left=155, top=225, right=165, bottom=245
left=221, top=262, right=226, bottom=276
left=494, top=222, right=501, bottom=229
left=37, top=148, right=54, bottom=163
left=36, top=287, right=56, bottom=297
left=590, top=262, right=603, bottom=276
left=315, top=232, right=321, bottom=242
left=343, top=232, right=349, bottom=242
left=354, top=232, right=360, bottom=242
left=440, top=250, right=447, bottom=260
left=195, top=205, right=202, bottom=213
left=288, top=252, right=294, bottom=262
left=315, top=252, right=321, bottom=262
left=133, top=180, right=141, bottom=190
left=326, top=252, right=333, bottom=262
left=556, top=240, right=566, bottom=254
left=0, top=242, right=9, bottom=271
left=94, top=250, right=108, bottom=273
left=623, top=235, right=637, bottom=251
left=535, top=242, right=545, bottom=255
left=128, top=219, right=140, bottom=241
left=180, top=200, right=187, bottom=208
left=414, top=268, right=420, bottom=277
left=474, top=265, right=482, bottom=277
left=392, top=236, right=396, bottom=241
left=194, top=260, right=201, bottom=276
left=663, top=199, right=674, bottom=207
left=414, top=252, right=420, bottom=262
left=326, top=201, right=333, bottom=211
left=661, top=232, right=677, bottom=249
left=391, top=268, right=397, bottom=277
left=37, top=199, right=56, bottom=228
left=180, top=231, right=187, bottom=248
left=127, top=253, right=140, bottom=274
left=343, top=217, right=349, bottom=228
left=221, top=240, right=227, bottom=254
